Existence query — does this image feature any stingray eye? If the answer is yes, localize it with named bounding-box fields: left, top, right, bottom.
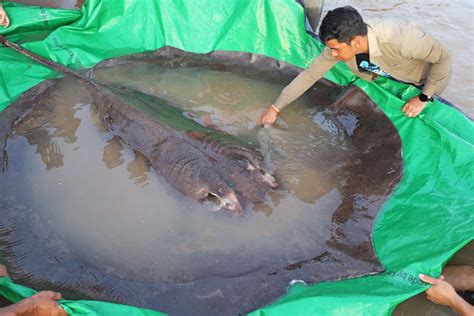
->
left=217, top=187, right=224, bottom=195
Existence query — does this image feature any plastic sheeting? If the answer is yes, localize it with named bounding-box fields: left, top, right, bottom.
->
left=0, top=1, right=473, bottom=315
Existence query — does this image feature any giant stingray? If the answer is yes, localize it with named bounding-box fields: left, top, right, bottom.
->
left=0, top=36, right=277, bottom=213
left=0, top=40, right=403, bottom=315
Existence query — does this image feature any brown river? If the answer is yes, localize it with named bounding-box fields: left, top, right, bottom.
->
left=16, top=0, right=473, bottom=118
left=323, top=0, right=474, bottom=118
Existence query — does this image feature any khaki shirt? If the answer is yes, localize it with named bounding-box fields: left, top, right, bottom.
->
left=274, top=19, right=453, bottom=111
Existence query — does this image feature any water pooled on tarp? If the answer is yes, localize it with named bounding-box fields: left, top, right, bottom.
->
left=2, top=69, right=350, bottom=281
left=94, top=64, right=354, bottom=204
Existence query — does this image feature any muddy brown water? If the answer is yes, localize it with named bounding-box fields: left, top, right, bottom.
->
left=13, top=0, right=473, bottom=119
left=2, top=71, right=350, bottom=284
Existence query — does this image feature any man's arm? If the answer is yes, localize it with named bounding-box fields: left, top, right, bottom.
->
left=401, top=22, right=453, bottom=97
left=273, top=47, right=337, bottom=111
left=400, top=23, right=453, bottom=118
left=260, top=47, right=337, bottom=125
left=442, top=265, right=474, bottom=292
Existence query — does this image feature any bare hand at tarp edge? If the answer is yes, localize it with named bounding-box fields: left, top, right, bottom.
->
left=0, top=264, right=67, bottom=316
left=419, top=271, right=474, bottom=316
left=0, top=3, right=10, bottom=28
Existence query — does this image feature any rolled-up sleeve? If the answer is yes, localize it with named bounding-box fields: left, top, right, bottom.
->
left=274, top=48, right=337, bottom=111
left=401, top=22, right=453, bottom=96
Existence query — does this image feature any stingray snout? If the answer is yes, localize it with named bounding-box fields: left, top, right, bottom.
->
left=213, top=187, right=242, bottom=213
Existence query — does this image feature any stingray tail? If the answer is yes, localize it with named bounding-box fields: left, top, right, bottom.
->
left=0, top=35, right=92, bottom=85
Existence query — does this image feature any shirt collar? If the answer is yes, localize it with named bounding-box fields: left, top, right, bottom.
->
left=367, top=24, right=382, bottom=57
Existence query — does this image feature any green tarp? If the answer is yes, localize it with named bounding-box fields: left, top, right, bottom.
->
left=0, top=1, right=473, bottom=315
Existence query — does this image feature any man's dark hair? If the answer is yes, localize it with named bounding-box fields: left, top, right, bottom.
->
left=318, top=6, right=368, bottom=44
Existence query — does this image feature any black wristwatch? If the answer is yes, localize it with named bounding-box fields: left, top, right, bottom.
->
left=418, top=93, right=434, bottom=102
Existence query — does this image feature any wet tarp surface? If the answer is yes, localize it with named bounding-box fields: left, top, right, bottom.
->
left=0, top=1, right=473, bottom=315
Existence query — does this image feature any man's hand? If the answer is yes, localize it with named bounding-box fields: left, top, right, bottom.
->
left=0, top=264, right=9, bottom=277
left=0, top=265, right=67, bottom=316
left=0, top=5, right=10, bottom=28
left=419, top=273, right=474, bottom=316
left=402, top=96, right=428, bottom=118
left=419, top=274, right=458, bottom=306
left=260, top=105, right=279, bottom=126
left=1, top=291, right=67, bottom=316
